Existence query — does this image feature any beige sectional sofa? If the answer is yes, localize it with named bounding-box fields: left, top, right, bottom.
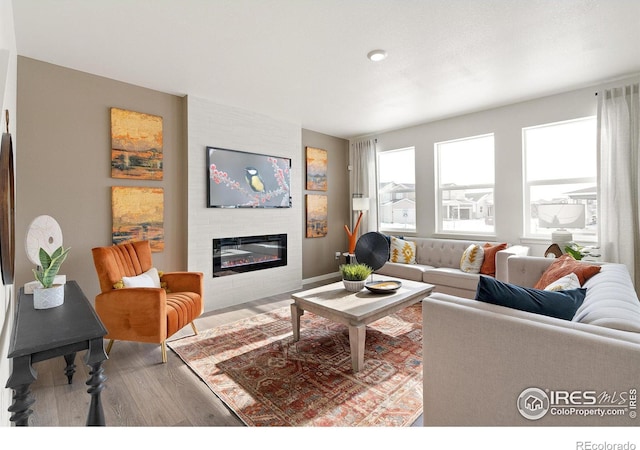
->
left=374, top=237, right=529, bottom=298
left=422, top=255, right=640, bottom=426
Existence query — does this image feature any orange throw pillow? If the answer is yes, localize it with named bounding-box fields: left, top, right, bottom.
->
left=480, top=243, right=508, bottom=277
left=533, top=254, right=601, bottom=290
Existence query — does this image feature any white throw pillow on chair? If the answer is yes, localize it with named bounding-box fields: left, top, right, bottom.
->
left=122, top=267, right=161, bottom=288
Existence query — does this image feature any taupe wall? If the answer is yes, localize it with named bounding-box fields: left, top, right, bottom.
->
left=301, top=129, right=349, bottom=280
left=16, top=57, right=187, bottom=301
left=14, top=58, right=352, bottom=315
left=16, top=56, right=639, bottom=303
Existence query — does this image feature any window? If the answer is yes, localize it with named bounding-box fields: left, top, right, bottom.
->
left=377, top=147, right=416, bottom=232
left=435, top=134, right=495, bottom=234
left=523, top=117, right=597, bottom=242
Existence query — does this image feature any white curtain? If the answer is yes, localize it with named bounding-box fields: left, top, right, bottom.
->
left=598, top=83, right=640, bottom=287
left=350, top=138, right=378, bottom=236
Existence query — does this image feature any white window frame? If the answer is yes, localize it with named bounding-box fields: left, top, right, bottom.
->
left=377, top=147, right=416, bottom=233
left=435, top=133, right=495, bottom=236
left=522, top=116, right=597, bottom=243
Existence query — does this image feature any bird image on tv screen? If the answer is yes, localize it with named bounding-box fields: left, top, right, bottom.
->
left=207, top=146, right=292, bottom=208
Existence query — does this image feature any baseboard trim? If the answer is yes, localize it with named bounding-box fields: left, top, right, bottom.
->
left=302, top=271, right=340, bottom=286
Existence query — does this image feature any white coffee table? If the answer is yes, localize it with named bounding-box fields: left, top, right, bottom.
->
left=291, top=277, right=433, bottom=373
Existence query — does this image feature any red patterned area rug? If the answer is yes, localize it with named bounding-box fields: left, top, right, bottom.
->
left=167, top=303, right=423, bottom=426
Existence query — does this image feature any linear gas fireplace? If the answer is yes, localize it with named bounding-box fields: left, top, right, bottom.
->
left=213, top=233, right=287, bottom=277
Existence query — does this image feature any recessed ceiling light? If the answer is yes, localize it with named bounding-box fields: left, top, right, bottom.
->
left=367, top=49, right=387, bottom=62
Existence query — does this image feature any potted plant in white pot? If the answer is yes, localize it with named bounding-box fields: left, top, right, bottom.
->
left=32, top=245, right=70, bottom=309
left=339, top=262, right=373, bottom=292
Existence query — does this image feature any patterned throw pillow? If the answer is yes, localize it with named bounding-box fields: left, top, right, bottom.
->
left=544, top=273, right=581, bottom=291
left=460, top=244, right=484, bottom=273
left=390, top=237, right=416, bottom=264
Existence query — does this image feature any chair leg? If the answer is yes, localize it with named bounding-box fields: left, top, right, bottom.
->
left=106, top=339, right=115, bottom=355
left=191, top=322, right=199, bottom=335
left=161, top=341, right=167, bottom=363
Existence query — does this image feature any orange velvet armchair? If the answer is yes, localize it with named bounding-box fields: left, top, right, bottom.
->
left=91, top=241, right=204, bottom=363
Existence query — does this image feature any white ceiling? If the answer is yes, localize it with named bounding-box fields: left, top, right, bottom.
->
left=11, top=0, right=640, bottom=139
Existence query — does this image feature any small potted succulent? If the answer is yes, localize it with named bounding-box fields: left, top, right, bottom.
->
left=339, top=262, right=373, bottom=292
left=32, top=246, right=70, bottom=309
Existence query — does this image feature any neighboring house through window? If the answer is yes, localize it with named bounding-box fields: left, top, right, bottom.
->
left=435, top=134, right=495, bottom=235
left=523, top=117, right=597, bottom=242
left=377, top=147, right=416, bottom=232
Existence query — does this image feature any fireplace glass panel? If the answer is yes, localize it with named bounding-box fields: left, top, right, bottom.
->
left=213, top=234, right=287, bottom=276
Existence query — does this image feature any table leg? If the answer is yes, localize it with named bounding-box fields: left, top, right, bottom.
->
left=6, top=355, right=37, bottom=426
left=63, top=352, right=77, bottom=384
left=84, top=337, right=107, bottom=426
left=290, top=303, right=304, bottom=341
left=348, top=324, right=366, bottom=373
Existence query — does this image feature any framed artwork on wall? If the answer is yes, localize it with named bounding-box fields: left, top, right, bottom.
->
left=112, top=186, right=164, bottom=251
left=306, top=194, right=327, bottom=238
left=111, top=107, right=163, bottom=180
left=0, top=112, right=15, bottom=284
left=306, top=146, right=327, bottom=191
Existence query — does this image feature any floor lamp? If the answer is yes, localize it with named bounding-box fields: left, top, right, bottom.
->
left=344, top=197, right=369, bottom=255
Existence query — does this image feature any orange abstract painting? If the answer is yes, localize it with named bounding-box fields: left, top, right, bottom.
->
left=306, top=147, right=327, bottom=191
left=306, top=194, right=327, bottom=238
left=112, top=186, right=164, bottom=251
left=111, top=107, right=163, bottom=180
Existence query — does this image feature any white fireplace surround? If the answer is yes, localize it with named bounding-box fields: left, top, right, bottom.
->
left=187, top=96, right=303, bottom=312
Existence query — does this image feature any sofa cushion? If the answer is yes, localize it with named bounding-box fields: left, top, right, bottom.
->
left=475, top=275, right=586, bottom=320
left=376, top=261, right=431, bottom=282
left=424, top=268, right=481, bottom=292
left=389, top=236, right=416, bottom=264
left=460, top=244, right=484, bottom=274
left=480, top=242, right=507, bottom=277
left=413, top=238, right=488, bottom=269
left=533, top=254, right=601, bottom=289
left=572, top=264, right=640, bottom=333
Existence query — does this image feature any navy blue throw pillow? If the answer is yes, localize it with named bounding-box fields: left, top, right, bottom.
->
left=475, top=275, right=586, bottom=320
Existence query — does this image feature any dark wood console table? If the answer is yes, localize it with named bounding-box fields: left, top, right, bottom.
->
left=5, top=280, right=108, bottom=426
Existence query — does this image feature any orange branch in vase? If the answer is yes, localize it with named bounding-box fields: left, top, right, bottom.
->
left=344, top=211, right=364, bottom=254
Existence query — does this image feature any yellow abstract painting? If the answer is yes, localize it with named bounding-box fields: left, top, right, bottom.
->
left=306, top=147, right=327, bottom=191
left=111, top=107, right=163, bottom=180
left=306, top=194, right=327, bottom=238
left=112, top=186, right=164, bottom=251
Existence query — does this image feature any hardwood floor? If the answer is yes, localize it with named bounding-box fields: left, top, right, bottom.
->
left=25, top=278, right=423, bottom=427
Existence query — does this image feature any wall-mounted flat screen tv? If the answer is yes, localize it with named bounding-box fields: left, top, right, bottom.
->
left=207, top=146, right=292, bottom=208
